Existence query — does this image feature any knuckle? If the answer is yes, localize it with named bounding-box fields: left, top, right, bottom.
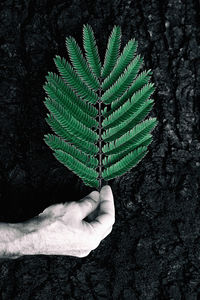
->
left=89, top=191, right=99, bottom=198
left=66, top=201, right=79, bottom=213
left=66, top=201, right=77, bottom=209
left=64, top=202, right=81, bottom=219
left=41, top=203, right=65, bottom=217
left=85, top=199, right=94, bottom=209
left=78, top=198, right=96, bottom=213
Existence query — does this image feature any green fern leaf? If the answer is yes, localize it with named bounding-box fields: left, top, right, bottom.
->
left=44, top=97, right=98, bottom=143
left=102, top=118, right=158, bottom=155
left=46, top=72, right=97, bottom=118
left=66, top=36, right=100, bottom=91
left=103, top=99, right=155, bottom=142
left=45, top=114, right=98, bottom=155
left=102, top=83, right=155, bottom=129
left=53, top=149, right=99, bottom=188
left=101, top=55, right=143, bottom=104
left=101, top=25, right=121, bottom=79
left=43, top=81, right=97, bottom=129
left=81, top=177, right=99, bottom=188
left=43, top=24, right=158, bottom=189
left=103, top=69, right=152, bottom=117
left=102, top=146, right=148, bottom=180
left=83, top=24, right=101, bottom=78
left=54, top=55, right=98, bottom=104
left=103, top=134, right=153, bottom=168
left=102, top=39, right=138, bottom=91
left=44, top=134, right=98, bottom=168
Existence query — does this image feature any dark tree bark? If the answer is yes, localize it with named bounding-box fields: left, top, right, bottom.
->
left=0, top=0, right=199, bottom=299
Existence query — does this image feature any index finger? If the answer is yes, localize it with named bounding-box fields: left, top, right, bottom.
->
left=90, top=185, right=115, bottom=234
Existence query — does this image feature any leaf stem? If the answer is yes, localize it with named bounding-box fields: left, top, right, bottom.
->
left=98, top=78, right=103, bottom=192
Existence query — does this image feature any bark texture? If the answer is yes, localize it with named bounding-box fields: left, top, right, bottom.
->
left=0, top=0, right=199, bottom=299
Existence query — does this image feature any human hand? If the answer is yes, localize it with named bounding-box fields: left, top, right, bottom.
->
left=10, top=185, right=114, bottom=258
left=0, top=185, right=115, bottom=259
left=35, top=185, right=115, bottom=257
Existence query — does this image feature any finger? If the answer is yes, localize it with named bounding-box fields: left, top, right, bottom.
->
left=84, top=205, right=99, bottom=222
left=90, top=185, right=115, bottom=234
left=101, top=225, right=113, bottom=240
left=40, top=203, right=65, bottom=218
left=78, top=191, right=100, bottom=220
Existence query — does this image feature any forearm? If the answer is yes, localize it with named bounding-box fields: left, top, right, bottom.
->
left=0, top=239, right=22, bottom=259
left=0, top=220, right=44, bottom=259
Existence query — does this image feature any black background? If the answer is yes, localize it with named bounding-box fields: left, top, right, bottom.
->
left=0, top=0, right=200, bottom=299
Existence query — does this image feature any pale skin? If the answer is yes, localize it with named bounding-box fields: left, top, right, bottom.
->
left=0, top=185, right=115, bottom=259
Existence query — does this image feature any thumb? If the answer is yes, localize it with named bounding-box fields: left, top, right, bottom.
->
left=78, top=191, right=100, bottom=220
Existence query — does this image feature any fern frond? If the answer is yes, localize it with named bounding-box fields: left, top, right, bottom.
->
left=101, top=55, right=143, bottom=104
left=103, top=69, right=152, bottom=117
left=103, top=99, right=154, bottom=142
left=103, top=118, right=157, bottom=155
left=44, top=97, right=98, bottom=143
left=102, top=146, right=148, bottom=180
left=83, top=24, right=101, bottom=78
left=54, top=55, right=98, bottom=104
left=43, top=81, right=98, bottom=129
left=102, top=83, right=155, bottom=129
left=46, top=72, right=97, bottom=117
left=53, top=149, right=98, bottom=188
left=101, top=25, right=121, bottom=79
left=103, top=134, right=153, bottom=168
left=43, top=24, right=158, bottom=189
left=44, top=134, right=98, bottom=168
left=102, top=39, right=138, bottom=91
left=45, top=114, right=98, bottom=155
left=66, top=36, right=100, bottom=91
left=81, top=177, right=99, bottom=188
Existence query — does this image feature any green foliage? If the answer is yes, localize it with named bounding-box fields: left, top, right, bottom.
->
left=101, top=25, right=121, bottom=79
left=83, top=24, right=102, bottom=78
left=103, top=69, right=152, bottom=117
left=44, top=74, right=98, bottom=129
left=44, top=134, right=98, bottom=168
left=53, top=55, right=98, bottom=104
left=102, top=83, right=155, bottom=129
left=45, top=72, right=97, bottom=118
left=45, top=114, right=98, bottom=155
left=43, top=24, right=158, bottom=189
left=53, top=149, right=99, bottom=188
left=103, top=134, right=153, bottom=168
left=102, top=98, right=155, bottom=141
left=65, top=36, right=100, bottom=91
left=102, top=118, right=158, bottom=155
left=44, top=97, right=98, bottom=143
left=101, top=55, right=143, bottom=104
left=102, top=146, right=148, bottom=180
left=102, top=39, right=138, bottom=91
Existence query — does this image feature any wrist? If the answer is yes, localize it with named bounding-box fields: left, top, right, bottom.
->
left=0, top=222, right=24, bottom=259
left=6, top=229, right=44, bottom=258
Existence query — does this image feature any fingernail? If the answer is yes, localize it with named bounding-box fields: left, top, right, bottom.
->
left=102, top=185, right=111, bottom=191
